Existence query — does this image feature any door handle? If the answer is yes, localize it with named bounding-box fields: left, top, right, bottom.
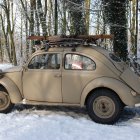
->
left=54, top=74, right=62, bottom=78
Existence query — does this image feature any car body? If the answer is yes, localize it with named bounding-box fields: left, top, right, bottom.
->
left=0, top=44, right=140, bottom=124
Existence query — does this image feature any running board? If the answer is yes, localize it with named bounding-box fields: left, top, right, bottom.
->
left=21, top=99, right=80, bottom=107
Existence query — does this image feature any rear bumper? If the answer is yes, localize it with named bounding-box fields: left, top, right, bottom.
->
left=120, top=89, right=140, bottom=107
left=129, top=92, right=140, bottom=107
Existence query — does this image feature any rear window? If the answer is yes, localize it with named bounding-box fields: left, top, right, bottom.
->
left=109, top=53, right=121, bottom=62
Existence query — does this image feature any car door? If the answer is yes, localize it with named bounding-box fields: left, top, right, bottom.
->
left=23, top=52, right=62, bottom=103
left=62, top=53, right=96, bottom=104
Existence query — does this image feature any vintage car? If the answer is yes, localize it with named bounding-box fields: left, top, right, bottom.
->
left=0, top=36, right=140, bottom=124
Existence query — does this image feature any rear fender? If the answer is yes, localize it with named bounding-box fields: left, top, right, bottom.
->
left=0, top=77, right=23, bottom=103
left=80, top=77, right=135, bottom=107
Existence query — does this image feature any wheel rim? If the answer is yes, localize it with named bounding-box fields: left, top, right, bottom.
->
left=0, top=91, right=10, bottom=111
left=93, top=96, right=115, bottom=119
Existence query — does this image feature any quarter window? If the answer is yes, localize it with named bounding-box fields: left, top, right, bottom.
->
left=65, top=54, right=96, bottom=70
left=28, top=53, right=61, bottom=69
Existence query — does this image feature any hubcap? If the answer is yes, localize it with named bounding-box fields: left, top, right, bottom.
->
left=93, top=96, right=115, bottom=119
left=0, top=92, right=10, bottom=111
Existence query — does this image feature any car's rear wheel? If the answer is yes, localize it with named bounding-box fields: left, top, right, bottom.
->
left=86, top=89, right=123, bottom=124
left=0, top=91, right=14, bottom=113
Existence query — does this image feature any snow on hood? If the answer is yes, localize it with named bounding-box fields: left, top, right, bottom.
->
left=3, top=66, right=22, bottom=73
left=0, top=64, right=13, bottom=70
left=0, top=64, right=22, bottom=73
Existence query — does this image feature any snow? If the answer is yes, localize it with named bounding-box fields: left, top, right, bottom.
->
left=0, top=64, right=13, bottom=70
left=1, top=64, right=140, bottom=140
left=0, top=106, right=140, bottom=140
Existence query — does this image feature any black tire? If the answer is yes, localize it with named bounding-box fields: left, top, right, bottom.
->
left=86, top=89, right=123, bottom=124
left=0, top=91, right=14, bottom=113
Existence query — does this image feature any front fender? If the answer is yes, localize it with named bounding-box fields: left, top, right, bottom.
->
left=0, top=76, right=23, bottom=103
left=80, top=77, right=136, bottom=107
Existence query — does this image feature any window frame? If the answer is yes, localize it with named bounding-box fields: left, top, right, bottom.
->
left=27, top=52, right=62, bottom=70
left=64, top=53, right=96, bottom=71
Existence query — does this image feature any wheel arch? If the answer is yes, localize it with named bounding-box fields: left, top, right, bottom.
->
left=80, top=77, right=135, bottom=107
left=84, top=87, right=124, bottom=107
left=0, top=77, right=23, bottom=103
left=0, top=84, right=8, bottom=92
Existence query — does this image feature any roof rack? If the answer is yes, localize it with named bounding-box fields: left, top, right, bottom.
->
left=27, top=34, right=114, bottom=51
left=28, top=34, right=113, bottom=41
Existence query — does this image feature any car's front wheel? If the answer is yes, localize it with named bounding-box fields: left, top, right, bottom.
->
left=0, top=91, right=14, bottom=113
left=86, top=89, right=123, bottom=124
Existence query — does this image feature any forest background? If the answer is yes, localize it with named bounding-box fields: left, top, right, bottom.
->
left=0, top=0, right=139, bottom=65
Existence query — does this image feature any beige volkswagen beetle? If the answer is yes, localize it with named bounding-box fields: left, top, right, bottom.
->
left=0, top=36, right=140, bottom=124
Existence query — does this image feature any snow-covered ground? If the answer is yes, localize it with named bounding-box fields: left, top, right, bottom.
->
left=1, top=64, right=140, bottom=140
left=0, top=106, right=140, bottom=140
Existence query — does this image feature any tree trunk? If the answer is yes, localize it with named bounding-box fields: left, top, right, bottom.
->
left=85, top=0, right=90, bottom=35
left=0, top=35, right=3, bottom=62
left=0, top=13, right=11, bottom=63
left=30, top=0, right=35, bottom=36
left=48, top=0, right=52, bottom=35
left=54, top=0, right=58, bottom=35
left=29, top=0, right=35, bottom=54
left=130, top=0, right=136, bottom=54
left=62, top=0, right=66, bottom=34
left=1, top=0, right=17, bottom=64
left=102, top=0, right=128, bottom=61
left=37, top=0, right=47, bottom=36
left=20, top=12, right=23, bottom=57
left=69, top=0, right=87, bottom=35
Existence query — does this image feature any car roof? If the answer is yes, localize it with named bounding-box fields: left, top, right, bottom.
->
left=33, top=45, right=111, bottom=56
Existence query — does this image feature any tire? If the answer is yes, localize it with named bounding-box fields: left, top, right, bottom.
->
left=86, top=89, right=123, bottom=124
left=0, top=91, right=14, bottom=113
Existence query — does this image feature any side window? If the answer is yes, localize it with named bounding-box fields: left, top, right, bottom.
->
left=65, top=54, right=96, bottom=70
left=28, top=53, right=61, bottom=69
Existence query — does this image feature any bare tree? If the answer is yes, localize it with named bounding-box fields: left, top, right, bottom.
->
left=0, top=0, right=17, bottom=65
left=36, top=0, right=47, bottom=36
